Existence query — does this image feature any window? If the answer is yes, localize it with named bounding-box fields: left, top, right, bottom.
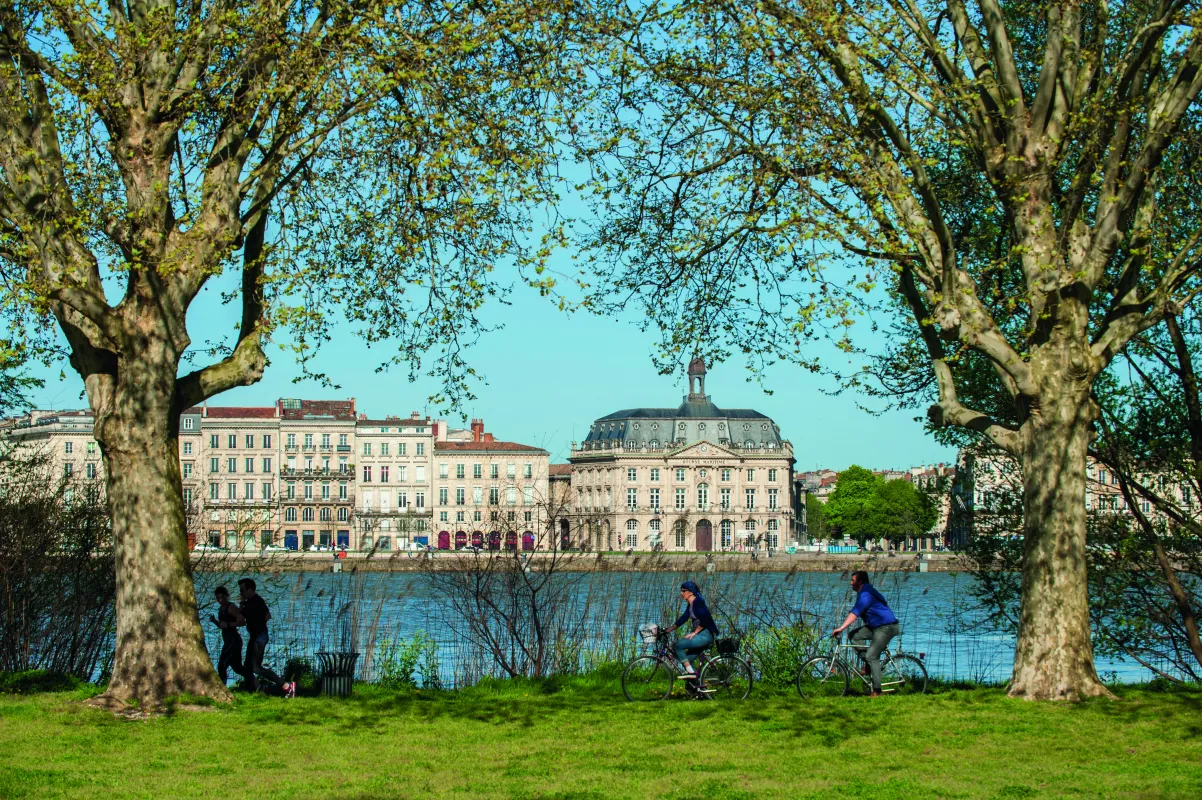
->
left=398, top=466, right=407, bottom=482
left=456, top=511, right=465, bottom=522
left=697, top=484, right=709, bottom=508
left=439, top=488, right=448, bottom=505
left=398, top=491, right=408, bottom=508
left=456, top=488, right=465, bottom=506
left=183, top=488, right=192, bottom=506
left=675, top=488, right=686, bottom=510
left=228, top=434, right=237, bottom=449
left=302, top=507, right=314, bottom=522
left=506, top=487, right=517, bottom=505
left=227, top=457, right=237, bottom=473
left=321, top=433, right=331, bottom=448
left=285, top=508, right=298, bottom=522
left=1098, top=469, right=1107, bottom=485
left=675, top=521, right=686, bottom=549
left=415, top=465, right=426, bottom=481
left=227, top=482, right=237, bottom=500
left=456, top=464, right=465, bottom=479
left=244, top=435, right=254, bottom=449
left=208, top=457, right=219, bottom=474
left=649, top=488, right=660, bottom=510
left=720, top=488, right=731, bottom=509
left=87, top=442, right=97, bottom=455
left=320, top=507, right=332, bottom=522
left=746, top=469, right=755, bottom=481
left=627, top=468, right=637, bottom=481
left=264, top=435, right=272, bottom=449
left=183, top=442, right=192, bottom=455
left=321, top=483, right=330, bottom=500
left=286, top=483, right=296, bottom=500
left=64, top=463, right=74, bottom=478
left=625, top=519, right=638, bottom=548
left=675, top=467, right=685, bottom=481
left=473, top=463, right=482, bottom=479
left=398, top=443, right=406, bottom=456
left=245, top=482, right=255, bottom=500
left=524, top=463, right=533, bottom=479
left=627, top=488, right=638, bottom=510
left=767, top=519, right=779, bottom=549
left=415, top=491, right=425, bottom=509
left=416, top=443, right=425, bottom=456
left=523, top=486, right=533, bottom=505
left=338, top=508, right=349, bottom=522
left=339, top=433, right=348, bottom=447
left=380, top=443, right=389, bottom=457
left=362, top=466, right=372, bottom=482
left=473, top=487, right=483, bottom=504
left=649, top=519, right=661, bottom=544
left=489, top=487, right=499, bottom=505
left=439, top=463, right=449, bottom=479
left=263, top=457, right=272, bottom=473
left=650, top=468, right=660, bottom=482
left=183, top=418, right=194, bottom=430
left=210, top=483, right=219, bottom=500
left=263, top=483, right=272, bottom=501
left=768, top=488, right=779, bottom=510
left=64, top=441, right=73, bottom=454
left=524, top=511, right=532, bottom=523
left=363, top=442, right=372, bottom=456
left=507, top=462, right=516, bottom=478
left=491, top=464, right=499, bottom=479
left=440, top=511, right=449, bottom=522
left=304, top=483, right=313, bottom=500
left=245, top=457, right=254, bottom=473
left=183, top=463, right=193, bottom=479
left=769, top=469, right=778, bottom=482
left=339, top=458, right=348, bottom=474
left=380, top=466, right=390, bottom=483
left=745, top=488, right=756, bottom=509
left=85, top=462, right=96, bottom=479
left=210, top=435, right=219, bottom=448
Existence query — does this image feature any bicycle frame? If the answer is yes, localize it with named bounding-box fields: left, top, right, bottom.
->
left=823, top=634, right=907, bottom=693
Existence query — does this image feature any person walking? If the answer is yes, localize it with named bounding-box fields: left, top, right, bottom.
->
left=209, top=586, right=246, bottom=686
left=238, top=578, right=284, bottom=692
left=831, top=570, right=900, bottom=697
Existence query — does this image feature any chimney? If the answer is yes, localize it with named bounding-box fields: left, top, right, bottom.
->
left=471, top=418, right=485, bottom=443
left=483, top=433, right=495, bottom=443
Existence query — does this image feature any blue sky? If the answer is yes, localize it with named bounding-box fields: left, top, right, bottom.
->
left=26, top=273, right=955, bottom=471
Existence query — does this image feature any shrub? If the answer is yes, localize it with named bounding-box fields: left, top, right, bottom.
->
left=743, top=622, right=819, bottom=689
left=376, top=632, right=441, bottom=690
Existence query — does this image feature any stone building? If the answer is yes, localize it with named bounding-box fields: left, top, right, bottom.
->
left=566, top=359, right=796, bottom=551
left=431, top=419, right=551, bottom=550
left=353, top=412, right=434, bottom=551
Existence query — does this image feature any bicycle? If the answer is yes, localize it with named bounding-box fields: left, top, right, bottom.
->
left=622, top=624, right=754, bottom=702
left=795, top=630, right=928, bottom=698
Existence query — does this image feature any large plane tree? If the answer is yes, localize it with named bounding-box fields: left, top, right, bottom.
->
left=576, top=0, right=1202, bottom=699
left=0, top=0, right=572, bottom=707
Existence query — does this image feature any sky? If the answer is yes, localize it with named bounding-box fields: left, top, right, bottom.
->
left=24, top=271, right=956, bottom=471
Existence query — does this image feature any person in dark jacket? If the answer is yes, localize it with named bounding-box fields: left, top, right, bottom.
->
left=664, top=580, right=720, bottom=679
left=209, top=586, right=246, bottom=685
left=238, top=578, right=284, bottom=692
left=831, top=570, right=900, bottom=696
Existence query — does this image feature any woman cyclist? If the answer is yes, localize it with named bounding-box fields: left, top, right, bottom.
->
left=664, top=580, right=719, bottom=679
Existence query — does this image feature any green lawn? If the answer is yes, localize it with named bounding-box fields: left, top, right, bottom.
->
left=1, top=678, right=1200, bottom=799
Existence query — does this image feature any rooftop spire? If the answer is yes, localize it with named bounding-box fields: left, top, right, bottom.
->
left=687, top=356, right=707, bottom=399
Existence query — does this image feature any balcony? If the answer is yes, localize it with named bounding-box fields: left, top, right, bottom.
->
left=204, top=497, right=278, bottom=508
left=284, top=444, right=298, bottom=453
left=281, top=465, right=353, bottom=478
left=336, top=445, right=352, bottom=452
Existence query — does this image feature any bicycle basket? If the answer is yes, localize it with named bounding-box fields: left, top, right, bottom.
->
left=716, top=637, right=740, bottom=655
left=639, top=624, right=660, bottom=644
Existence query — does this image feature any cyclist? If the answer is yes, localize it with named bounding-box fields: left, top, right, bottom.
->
left=664, top=580, right=719, bottom=680
left=831, top=570, right=899, bottom=697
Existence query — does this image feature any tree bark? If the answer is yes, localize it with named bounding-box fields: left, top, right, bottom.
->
left=87, top=355, right=230, bottom=709
left=1009, top=387, right=1112, bottom=701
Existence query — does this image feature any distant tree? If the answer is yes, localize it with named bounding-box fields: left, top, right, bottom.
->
left=864, top=480, right=938, bottom=546
left=804, top=494, right=827, bottom=541
left=822, top=466, right=883, bottom=543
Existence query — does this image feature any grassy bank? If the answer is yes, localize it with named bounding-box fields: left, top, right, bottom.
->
left=1, top=677, right=1199, bottom=799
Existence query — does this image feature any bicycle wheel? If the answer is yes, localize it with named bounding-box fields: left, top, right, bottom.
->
left=698, top=655, right=753, bottom=700
left=622, top=656, right=674, bottom=701
left=795, top=657, right=849, bottom=699
left=880, top=653, right=928, bottom=695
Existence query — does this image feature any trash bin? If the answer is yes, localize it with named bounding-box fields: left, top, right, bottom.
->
left=315, top=651, right=359, bottom=697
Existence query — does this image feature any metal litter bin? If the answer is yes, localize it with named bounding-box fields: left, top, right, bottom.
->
left=316, top=651, right=359, bottom=697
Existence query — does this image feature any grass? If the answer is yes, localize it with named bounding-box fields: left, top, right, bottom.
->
left=1, top=675, right=1200, bottom=799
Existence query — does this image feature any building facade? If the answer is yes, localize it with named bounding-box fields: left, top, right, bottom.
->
left=565, top=359, right=796, bottom=551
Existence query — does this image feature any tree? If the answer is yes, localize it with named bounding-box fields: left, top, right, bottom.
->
left=804, top=493, right=827, bottom=541
left=821, top=466, right=883, bottom=543
left=577, top=0, right=1202, bottom=699
left=1, top=0, right=573, bottom=706
left=864, top=479, right=938, bottom=547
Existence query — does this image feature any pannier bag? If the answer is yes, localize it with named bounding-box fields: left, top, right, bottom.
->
left=639, top=623, right=660, bottom=644
left=716, top=637, right=741, bottom=655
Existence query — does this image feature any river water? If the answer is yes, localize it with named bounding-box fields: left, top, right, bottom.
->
left=197, top=569, right=1156, bottom=688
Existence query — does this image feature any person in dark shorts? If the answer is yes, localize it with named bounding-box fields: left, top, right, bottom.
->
left=238, top=578, right=283, bottom=691
left=831, top=570, right=900, bottom=697
left=209, top=586, right=246, bottom=685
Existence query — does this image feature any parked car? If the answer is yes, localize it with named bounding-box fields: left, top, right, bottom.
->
left=193, top=543, right=226, bottom=552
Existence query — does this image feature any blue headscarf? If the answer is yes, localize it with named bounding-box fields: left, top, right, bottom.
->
left=681, top=580, right=702, bottom=597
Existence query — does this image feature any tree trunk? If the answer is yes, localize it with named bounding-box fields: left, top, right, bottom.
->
left=88, top=363, right=230, bottom=709
left=1009, top=393, right=1112, bottom=701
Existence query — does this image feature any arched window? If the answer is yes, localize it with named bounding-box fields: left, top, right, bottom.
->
left=319, top=507, right=331, bottom=521
left=302, top=507, right=314, bottom=522
left=285, top=507, right=296, bottom=522
left=720, top=520, right=733, bottom=549
left=697, top=483, right=709, bottom=508
left=625, top=519, right=638, bottom=549
left=337, top=507, right=348, bottom=522
left=674, top=519, right=687, bottom=549
left=648, top=519, right=661, bottom=546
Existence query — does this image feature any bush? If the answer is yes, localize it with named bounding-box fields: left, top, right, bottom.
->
left=283, top=657, right=318, bottom=694
left=743, top=622, right=819, bottom=689
left=0, top=670, right=87, bottom=694
left=375, top=632, right=441, bottom=690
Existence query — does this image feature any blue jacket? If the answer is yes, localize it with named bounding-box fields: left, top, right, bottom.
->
left=675, top=595, right=719, bottom=636
left=852, top=583, right=899, bottom=628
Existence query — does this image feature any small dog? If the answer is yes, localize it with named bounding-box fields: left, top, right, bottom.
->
left=281, top=681, right=296, bottom=699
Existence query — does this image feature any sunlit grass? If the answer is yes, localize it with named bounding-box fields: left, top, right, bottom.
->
left=1, top=678, right=1199, bottom=798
